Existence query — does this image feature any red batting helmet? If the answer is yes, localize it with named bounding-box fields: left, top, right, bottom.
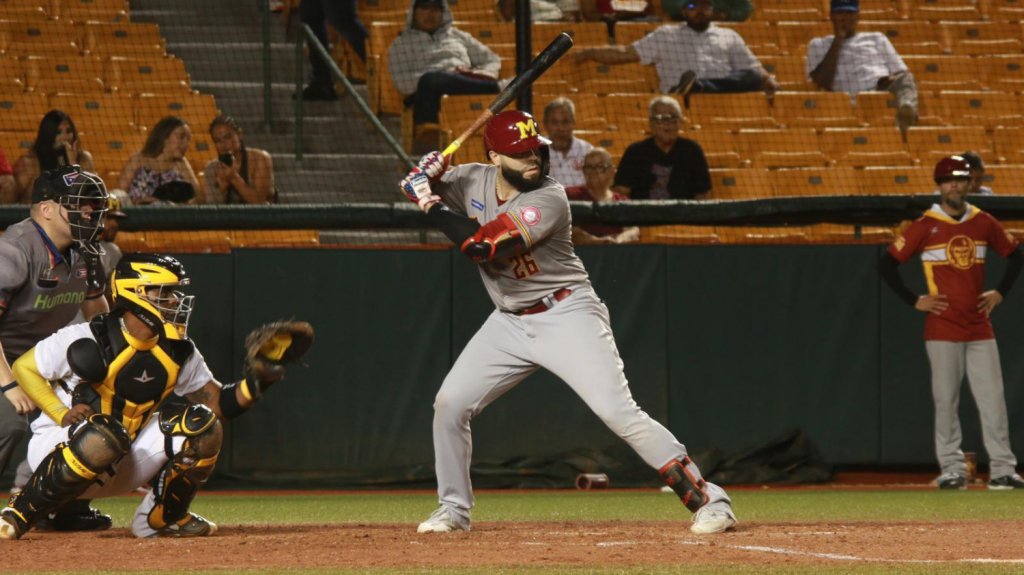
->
left=934, top=155, right=972, bottom=184
left=484, top=110, right=552, bottom=156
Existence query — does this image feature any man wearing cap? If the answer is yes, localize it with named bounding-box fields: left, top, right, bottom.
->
left=0, top=165, right=112, bottom=530
left=807, top=0, right=919, bottom=135
left=574, top=0, right=776, bottom=97
left=388, top=0, right=502, bottom=155
left=880, top=155, right=1024, bottom=491
left=961, top=151, right=994, bottom=196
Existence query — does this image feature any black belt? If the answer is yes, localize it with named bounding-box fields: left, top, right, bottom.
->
left=513, top=288, right=573, bottom=316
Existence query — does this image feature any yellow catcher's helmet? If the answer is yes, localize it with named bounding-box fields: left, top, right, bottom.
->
left=111, top=254, right=194, bottom=340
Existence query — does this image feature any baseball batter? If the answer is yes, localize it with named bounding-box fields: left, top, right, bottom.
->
left=0, top=166, right=111, bottom=530
left=400, top=110, right=736, bottom=535
left=881, top=155, right=1024, bottom=490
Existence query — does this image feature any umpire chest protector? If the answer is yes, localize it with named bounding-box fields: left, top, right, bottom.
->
left=77, top=311, right=195, bottom=439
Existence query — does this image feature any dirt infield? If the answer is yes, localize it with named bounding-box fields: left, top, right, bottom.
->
left=5, top=519, right=1024, bottom=571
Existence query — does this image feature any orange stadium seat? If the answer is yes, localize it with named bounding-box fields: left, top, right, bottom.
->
left=639, top=225, right=719, bottom=244
left=752, top=0, right=826, bottom=22
left=906, top=126, right=994, bottom=165
left=937, top=91, right=1024, bottom=129
left=78, top=125, right=146, bottom=176
left=0, top=20, right=77, bottom=58
left=590, top=130, right=635, bottom=162
left=687, top=92, right=776, bottom=130
left=982, top=165, right=1024, bottom=195
left=903, top=56, right=986, bottom=92
left=983, top=55, right=1024, bottom=92
left=857, top=0, right=904, bottom=20
left=366, top=22, right=405, bottom=115
left=720, top=21, right=780, bottom=57
left=819, top=126, right=915, bottom=167
left=105, top=56, right=192, bottom=94
left=74, top=22, right=166, bottom=57
left=775, top=21, right=831, bottom=56
left=691, top=130, right=744, bottom=169
left=772, top=91, right=862, bottom=129
left=54, top=0, right=130, bottom=23
left=736, top=128, right=829, bottom=169
left=144, top=231, right=232, bottom=254
left=230, top=230, right=321, bottom=248
left=717, top=225, right=810, bottom=244
left=534, top=22, right=609, bottom=48
left=761, top=55, right=816, bottom=91
left=872, top=21, right=945, bottom=56
left=188, top=130, right=218, bottom=169
left=770, top=167, right=860, bottom=197
left=909, top=0, right=982, bottom=22
left=0, top=92, right=49, bottom=131
left=0, top=130, right=35, bottom=159
left=603, top=93, right=683, bottom=131
left=542, top=93, right=606, bottom=131
left=612, top=22, right=658, bottom=46
left=447, top=0, right=501, bottom=20
left=49, top=92, right=137, bottom=130
left=20, top=55, right=107, bottom=94
left=982, top=0, right=1024, bottom=22
left=456, top=21, right=516, bottom=46
left=708, top=168, right=772, bottom=199
left=134, top=92, right=219, bottom=130
left=857, top=166, right=935, bottom=195
left=993, top=126, right=1024, bottom=164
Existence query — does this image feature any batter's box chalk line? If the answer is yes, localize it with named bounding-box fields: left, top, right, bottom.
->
left=680, top=540, right=1024, bottom=564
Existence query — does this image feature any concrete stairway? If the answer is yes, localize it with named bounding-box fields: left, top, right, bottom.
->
left=129, top=0, right=406, bottom=204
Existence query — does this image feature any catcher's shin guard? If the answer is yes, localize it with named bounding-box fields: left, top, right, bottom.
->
left=148, top=403, right=222, bottom=531
left=659, top=456, right=709, bottom=513
left=3, top=415, right=129, bottom=538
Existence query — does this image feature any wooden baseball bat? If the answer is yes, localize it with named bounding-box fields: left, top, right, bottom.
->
left=441, top=32, right=575, bottom=158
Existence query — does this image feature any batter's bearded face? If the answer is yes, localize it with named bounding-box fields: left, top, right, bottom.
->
left=496, top=147, right=549, bottom=191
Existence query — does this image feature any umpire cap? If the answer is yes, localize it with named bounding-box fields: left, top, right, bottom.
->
left=32, top=165, right=86, bottom=204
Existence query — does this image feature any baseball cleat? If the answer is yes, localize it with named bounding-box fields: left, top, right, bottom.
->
left=0, top=507, right=30, bottom=540
left=988, top=473, right=1024, bottom=490
left=151, top=513, right=218, bottom=538
left=690, top=506, right=736, bottom=535
left=417, top=506, right=470, bottom=533
left=936, top=472, right=967, bottom=490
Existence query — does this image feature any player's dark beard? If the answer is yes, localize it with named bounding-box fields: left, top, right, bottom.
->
left=687, top=20, right=710, bottom=33
left=501, top=165, right=544, bottom=192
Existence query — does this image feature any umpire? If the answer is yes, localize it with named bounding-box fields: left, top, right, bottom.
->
left=0, top=166, right=111, bottom=530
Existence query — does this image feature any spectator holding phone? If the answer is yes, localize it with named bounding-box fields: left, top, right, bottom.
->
left=12, top=110, right=96, bottom=204
left=203, top=116, right=276, bottom=204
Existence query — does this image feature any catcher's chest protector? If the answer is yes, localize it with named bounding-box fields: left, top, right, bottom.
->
left=83, top=312, right=195, bottom=439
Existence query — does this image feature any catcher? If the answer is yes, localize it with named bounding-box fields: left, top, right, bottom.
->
left=0, top=253, right=313, bottom=539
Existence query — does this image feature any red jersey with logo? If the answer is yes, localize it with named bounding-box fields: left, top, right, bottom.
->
left=888, top=204, right=1019, bottom=341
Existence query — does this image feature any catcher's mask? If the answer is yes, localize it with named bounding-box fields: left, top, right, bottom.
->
left=112, top=254, right=194, bottom=340
left=32, top=165, right=109, bottom=254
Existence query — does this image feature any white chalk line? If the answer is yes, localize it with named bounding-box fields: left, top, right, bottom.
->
left=680, top=540, right=1024, bottom=564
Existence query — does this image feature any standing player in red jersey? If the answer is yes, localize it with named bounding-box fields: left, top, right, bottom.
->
left=881, top=155, right=1024, bottom=491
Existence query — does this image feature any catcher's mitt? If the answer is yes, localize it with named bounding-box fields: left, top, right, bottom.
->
left=243, top=320, right=314, bottom=398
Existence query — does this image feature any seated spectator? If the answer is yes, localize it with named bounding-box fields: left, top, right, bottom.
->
left=296, top=0, right=368, bottom=101
left=613, top=95, right=710, bottom=200
left=581, top=0, right=655, bottom=23
left=12, top=110, right=96, bottom=204
left=961, top=151, right=994, bottom=196
left=388, top=0, right=502, bottom=154
left=575, top=0, right=775, bottom=97
left=204, top=116, right=276, bottom=204
left=0, top=147, right=13, bottom=203
left=543, top=97, right=593, bottom=188
left=498, top=0, right=580, bottom=21
left=662, top=0, right=752, bottom=22
left=807, top=0, right=918, bottom=134
left=565, top=147, right=639, bottom=244
left=115, top=116, right=203, bottom=205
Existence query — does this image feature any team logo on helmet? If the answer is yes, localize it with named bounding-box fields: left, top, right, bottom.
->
left=946, top=235, right=976, bottom=270
left=515, top=119, right=540, bottom=140
left=520, top=206, right=541, bottom=226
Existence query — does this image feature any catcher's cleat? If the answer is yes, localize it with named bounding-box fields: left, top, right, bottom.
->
left=988, top=473, right=1024, bottom=490
left=417, top=506, right=470, bottom=534
left=690, top=505, right=737, bottom=535
left=150, top=513, right=217, bottom=538
left=50, top=503, right=113, bottom=532
left=936, top=472, right=967, bottom=490
left=0, top=507, right=30, bottom=540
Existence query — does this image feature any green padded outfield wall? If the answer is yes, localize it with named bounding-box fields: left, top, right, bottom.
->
left=213, top=246, right=1024, bottom=483
left=6, top=245, right=1018, bottom=488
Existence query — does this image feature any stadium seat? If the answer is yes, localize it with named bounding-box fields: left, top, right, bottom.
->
left=993, top=126, right=1024, bottom=164
left=872, top=20, right=945, bottom=56
left=20, top=55, right=106, bottom=94
left=692, top=130, right=744, bottom=169
left=603, top=93, right=683, bottom=130
left=708, top=168, right=772, bottom=199
left=0, top=92, right=49, bottom=131
left=639, top=225, right=719, bottom=244
left=775, top=21, right=831, bottom=56
left=760, top=55, right=816, bottom=91
left=983, top=55, right=1024, bottom=93
left=534, top=22, right=609, bottom=49
left=752, top=0, right=826, bottom=22
left=981, top=165, right=1024, bottom=195
left=230, top=230, right=321, bottom=248
left=909, top=1, right=982, bottom=21
left=77, top=125, right=146, bottom=176
left=717, top=225, right=810, bottom=244
left=135, top=93, right=219, bottom=132
left=366, top=22, right=405, bottom=115
left=0, top=130, right=35, bottom=159
left=105, top=56, right=192, bottom=94
left=736, top=128, right=829, bottom=169
left=189, top=131, right=218, bottom=169
left=981, top=0, right=1024, bottom=22
left=590, top=130, right=635, bottom=162
left=770, top=167, right=860, bottom=197
left=49, top=92, right=137, bottom=130
left=937, top=91, right=1024, bottom=129
left=906, top=126, right=994, bottom=165
left=819, top=127, right=915, bottom=167
left=439, top=94, right=492, bottom=140
left=447, top=0, right=502, bottom=20
left=144, top=231, right=232, bottom=254
left=456, top=22, right=516, bottom=46
left=857, top=166, right=935, bottom=195
left=903, top=56, right=986, bottom=91
left=612, top=22, right=658, bottom=46
left=687, top=92, right=776, bottom=130
left=772, top=91, right=862, bottom=129
left=53, top=0, right=130, bottom=23
left=0, top=20, right=77, bottom=57
left=719, top=21, right=780, bottom=57
left=856, top=0, right=904, bottom=20
left=74, top=22, right=166, bottom=57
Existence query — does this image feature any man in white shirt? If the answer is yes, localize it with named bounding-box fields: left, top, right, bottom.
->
left=543, top=97, right=594, bottom=188
left=573, top=0, right=775, bottom=97
left=806, top=0, right=918, bottom=134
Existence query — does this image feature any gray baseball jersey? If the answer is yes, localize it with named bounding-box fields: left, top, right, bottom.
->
left=435, top=163, right=589, bottom=312
left=0, top=219, right=92, bottom=360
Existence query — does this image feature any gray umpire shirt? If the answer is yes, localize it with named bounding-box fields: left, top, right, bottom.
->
left=0, top=219, right=91, bottom=362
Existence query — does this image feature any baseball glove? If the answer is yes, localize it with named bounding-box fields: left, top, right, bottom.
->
left=243, top=320, right=314, bottom=398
